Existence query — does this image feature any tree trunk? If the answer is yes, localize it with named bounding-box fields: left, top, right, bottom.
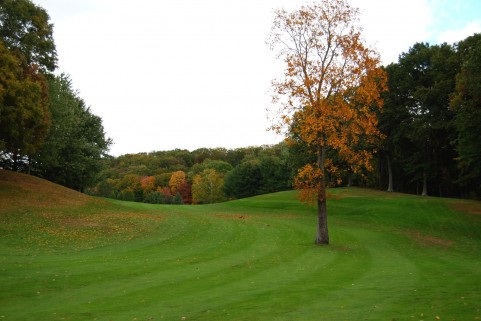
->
left=386, top=154, right=393, bottom=192
left=316, top=146, right=329, bottom=245
left=422, top=169, right=428, bottom=196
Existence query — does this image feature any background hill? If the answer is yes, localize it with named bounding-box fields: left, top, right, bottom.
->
left=1, top=169, right=481, bottom=320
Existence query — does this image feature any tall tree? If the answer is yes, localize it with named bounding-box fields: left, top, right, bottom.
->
left=378, top=63, right=412, bottom=193
left=0, top=0, right=57, bottom=72
left=268, top=0, right=386, bottom=244
left=451, top=33, right=481, bottom=195
left=0, top=40, right=50, bottom=171
left=34, top=74, right=111, bottom=191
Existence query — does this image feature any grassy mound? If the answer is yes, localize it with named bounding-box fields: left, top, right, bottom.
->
left=1, top=170, right=481, bottom=320
left=0, top=170, right=164, bottom=250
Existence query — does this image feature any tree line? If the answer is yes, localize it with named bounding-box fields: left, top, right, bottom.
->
left=379, top=35, right=481, bottom=198
left=87, top=145, right=292, bottom=204
left=0, top=0, right=111, bottom=191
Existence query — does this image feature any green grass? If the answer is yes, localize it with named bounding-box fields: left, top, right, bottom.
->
left=1, top=170, right=481, bottom=320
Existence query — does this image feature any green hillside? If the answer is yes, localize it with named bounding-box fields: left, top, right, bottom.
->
left=1, top=169, right=481, bottom=320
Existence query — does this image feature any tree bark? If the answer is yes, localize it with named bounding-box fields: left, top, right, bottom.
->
left=386, top=154, right=394, bottom=192
left=316, top=145, right=329, bottom=245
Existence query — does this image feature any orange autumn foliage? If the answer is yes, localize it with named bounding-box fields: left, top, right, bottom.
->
left=269, top=0, right=387, bottom=191
left=169, top=171, right=187, bottom=196
left=140, top=176, right=156, bottom=192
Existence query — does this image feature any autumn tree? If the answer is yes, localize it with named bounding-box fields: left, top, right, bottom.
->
left=0, top=0, right=55, bottom=171
left=0, top=0, right=57, bottom=72
left=168, top=170, right=191, bottom=204
left=169, top=170, right=187, bottom=195
left=192, top=169, right=226, bottom=204
left=140, top=175, right=156, bottom=193
left=0, top=41, right=50, bottom=171
left=268, top=0, right=387, bottom=244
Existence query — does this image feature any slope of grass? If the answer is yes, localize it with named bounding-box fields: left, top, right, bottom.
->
left=1, top=169, right=481, bottom=320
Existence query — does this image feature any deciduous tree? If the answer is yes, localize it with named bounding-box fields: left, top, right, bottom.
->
left=168, top=170, right=191, bottom=203
left=169, top=170, right=187, bottom=195
left=0, top=41, right=50, bottom=171
left=34, top=74, right=111, bottom=191
left=268, top=0, right=387, bottom=244
left=0, top=0, right=57, bottom=72
left=192, top=169, right=226, bottom=204
left=451, top=33, right=481, bottom=194
left=140, top=175, right=156, bottom=193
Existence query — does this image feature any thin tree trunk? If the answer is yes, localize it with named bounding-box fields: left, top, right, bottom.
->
left=386, top=154, right=393, bottom=192
left=12, top=152, right=19, bottom=171
left=316, top=145, right=329, bottom=245
left=421, top=169, right=428, bottom=196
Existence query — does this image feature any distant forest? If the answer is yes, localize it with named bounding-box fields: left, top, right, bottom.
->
left=1, top=1, right=480, bottom=201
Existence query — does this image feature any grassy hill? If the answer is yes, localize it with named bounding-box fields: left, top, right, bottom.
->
left=1, top=169, right=481, bottom=320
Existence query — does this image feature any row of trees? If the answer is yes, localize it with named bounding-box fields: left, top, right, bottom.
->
left=87, top=145, right=292, bottom=204
left=380, top=35, right=481, bottom=198
left=0, top=0, right=111, bottom=191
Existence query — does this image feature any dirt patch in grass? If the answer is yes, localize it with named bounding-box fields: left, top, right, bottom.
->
left=449, top=201, right=481, bottom=224
left=451, top=201, right=481, bottom=216
left=405, top=230, right=454, bottom=249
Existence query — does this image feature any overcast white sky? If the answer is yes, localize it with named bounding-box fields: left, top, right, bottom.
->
left=34, top=0, right=481, bottom=156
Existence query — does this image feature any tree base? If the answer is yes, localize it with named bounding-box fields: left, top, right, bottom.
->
left=315, top=238, right=329, bottom=245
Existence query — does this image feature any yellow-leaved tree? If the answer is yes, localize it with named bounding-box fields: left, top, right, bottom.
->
left=267, top=0, right=387, bottom=244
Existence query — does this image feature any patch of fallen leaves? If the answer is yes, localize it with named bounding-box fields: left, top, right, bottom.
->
left=10, top=210, right=165, bottom=251
left=405, top=230, right=454, bottom=249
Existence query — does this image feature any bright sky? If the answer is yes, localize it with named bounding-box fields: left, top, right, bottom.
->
left=34, top=0, right=481, bottom=156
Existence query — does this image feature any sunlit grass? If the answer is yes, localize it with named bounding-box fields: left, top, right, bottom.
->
left=1, top=170, right=481, bottom=320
